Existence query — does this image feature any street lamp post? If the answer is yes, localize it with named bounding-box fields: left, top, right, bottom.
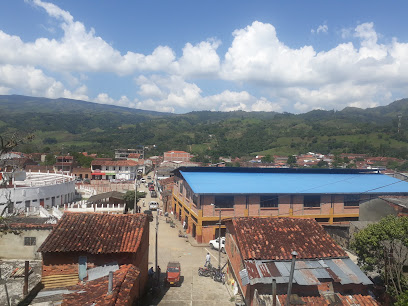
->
left=211, top=203, right=222, bottom=271
left=134, top=175, right=138, bottom=213
left=155, top=212, right=159, bottom=285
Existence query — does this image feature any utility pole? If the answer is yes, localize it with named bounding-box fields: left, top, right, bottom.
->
left=286, top=251, right=298, bottom=306
left=134, top=176, right=138, bottom=213
left=155, top=212, right=159, bottom=285
left=217, top=209, right=221, bottom=271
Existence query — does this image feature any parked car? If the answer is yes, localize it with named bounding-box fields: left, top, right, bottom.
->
left=151, top=190, right=157, bottom=198
left=143, top=210, right=153, bottom=222
left=147, top=176, right=152, bottom=180
left=165, top=262, right=181, bottom=286
left=209, top=237, right=226, bottom=253
left=140, top=178, right=146, bottom=183
left=149, top=201, right=159, bottom=211
left=149, top=185, right=155, bottom=191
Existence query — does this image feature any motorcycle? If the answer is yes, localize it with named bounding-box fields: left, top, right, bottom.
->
left=213, top=269, right=225, bottom=284
left=198, top=263, right=216, bottom=277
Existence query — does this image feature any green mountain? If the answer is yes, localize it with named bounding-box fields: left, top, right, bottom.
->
left=0, top=95, right=408, bottom=160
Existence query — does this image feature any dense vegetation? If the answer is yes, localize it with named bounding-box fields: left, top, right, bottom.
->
left=1, top=95, right=408, bottom=161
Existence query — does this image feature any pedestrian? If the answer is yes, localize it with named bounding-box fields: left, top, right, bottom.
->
left=143, top=200, right=145, bottom=207
left=183, top=220, right=186, bottom=229
left=148, top=267, right=154, bottom=278
left=204, top=252, right=211, bottom=267
left=157, top=266, right=161, bottom=278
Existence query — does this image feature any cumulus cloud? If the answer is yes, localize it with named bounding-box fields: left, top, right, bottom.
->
left=1, top=1, right=408, bottom=114
left=311, top=24, right=328, bottom=34
left=0, top=64, right=88, bottom=100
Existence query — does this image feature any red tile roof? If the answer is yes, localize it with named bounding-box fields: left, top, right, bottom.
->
left=38, top=213, right=147, bottom=254
left=62, top=264, right=140, bottom=306
left=228, top=217, right=347, bottom=260
left=277, top=294, right=378, bottom=305
left=92, top=159, right=139, bottom=166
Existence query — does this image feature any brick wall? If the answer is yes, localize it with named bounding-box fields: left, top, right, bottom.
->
left=225, top=231, right=250, bottom=304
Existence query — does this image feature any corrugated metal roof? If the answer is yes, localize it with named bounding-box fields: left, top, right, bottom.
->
left=245, top=259, right=373, bottom=286
left=180, top=171, right=408, bottom=194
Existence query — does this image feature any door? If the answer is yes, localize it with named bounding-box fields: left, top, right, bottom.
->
left=78, top=256, right=87, bottom=281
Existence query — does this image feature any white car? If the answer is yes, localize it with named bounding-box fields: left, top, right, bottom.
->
left=209, top=237, right=226, bottom=253
left=140, top=178, right=146, bottom=183
left=149, top=201, right=159, bottom=211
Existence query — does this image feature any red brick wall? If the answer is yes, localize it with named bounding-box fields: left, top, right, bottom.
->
left=225, top=231, right=250, bottom=304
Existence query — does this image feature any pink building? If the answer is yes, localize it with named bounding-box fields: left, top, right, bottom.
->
left=163, top=151, right=191, bottom=162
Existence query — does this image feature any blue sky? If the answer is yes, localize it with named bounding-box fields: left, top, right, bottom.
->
left=1, top=0, right=408, bottom=113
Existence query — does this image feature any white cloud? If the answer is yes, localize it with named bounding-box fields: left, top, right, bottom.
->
left=1, top=1, right=408, bottom=114
left=0, top=64, right=88, bottom=100
left=176, top=39, right=221, bottom=77
left=311, top=24, right=328, bottom=34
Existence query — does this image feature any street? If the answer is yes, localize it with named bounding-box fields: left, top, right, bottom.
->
left=138, top=175, right=234, bottom=306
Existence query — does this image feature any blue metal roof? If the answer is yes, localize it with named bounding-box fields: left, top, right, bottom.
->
left=180, top=171, right=408, bottom=194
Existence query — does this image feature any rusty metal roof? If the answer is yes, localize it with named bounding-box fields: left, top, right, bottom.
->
left=244, top=258, right=372, bottom=286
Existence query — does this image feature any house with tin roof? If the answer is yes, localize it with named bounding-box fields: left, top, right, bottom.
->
left=171, top=167, right=408, bottom=243
left=37, top=212, right=149, bottom=303
left=225, top=217, right=378, bottom=305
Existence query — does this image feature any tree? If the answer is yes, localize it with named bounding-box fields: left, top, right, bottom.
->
left=261, top=154, right=274, bottom=163
left=316, top=160, right=329, bottom=168
left=123, top=190, right=147, bottom=211
left=287, top=155, right=297, bottom=167
left=350, top=216, right=408, bottom=298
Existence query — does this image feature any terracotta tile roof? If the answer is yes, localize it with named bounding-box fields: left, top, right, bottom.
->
left=91, top=160, right=139, bottom=166
left=277, top=294, right=379, bottom=305
left=229, top=217, right=347, bottom=260
left=62, top=264, right=140, bottom=306
left=38, top=213, right=147, bottom=254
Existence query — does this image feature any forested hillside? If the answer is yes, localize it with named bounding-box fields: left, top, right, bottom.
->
left=1, top=95, right=408, bottom=160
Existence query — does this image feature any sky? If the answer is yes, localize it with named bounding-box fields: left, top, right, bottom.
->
left=1, top=1, right=408, bottom=114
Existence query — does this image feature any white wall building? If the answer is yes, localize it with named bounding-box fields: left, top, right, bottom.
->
left=0, top=171, right=75, bottom=215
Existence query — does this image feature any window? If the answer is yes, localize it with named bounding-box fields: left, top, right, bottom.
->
left=193, top=194, right=199, bottom=205
left=304, top=195, right=321, bottom=207
left=24, top=237, right=36, bottom=246
left=344, top=195, right=360, bottom=207
left=260, top=195, right=279, bottom=208
left=180, top=182, right=184, bottom=194
left=214, top=196, right=234, bottom=208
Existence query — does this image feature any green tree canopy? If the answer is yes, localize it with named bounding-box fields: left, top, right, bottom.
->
left=123, top=190, right=147, bottom=211
left=350, top=215, right=408, bottom=298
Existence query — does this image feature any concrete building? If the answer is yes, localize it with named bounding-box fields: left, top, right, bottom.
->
left=171, top=167, right=408, bottom=243
left=0, top=170, right=75, bottom=215
left=115, top=148, right=144, bottom=160
left=0, top=217, right=55, bottom=259
left=225, top=217, right=377, bottom=306
left=91, top=159, right=139, bottom=180
left=163, top=150, right=191, bottom=162
left=54, top=155, right=74, bottom=173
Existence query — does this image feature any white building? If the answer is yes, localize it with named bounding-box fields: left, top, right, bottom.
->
left=91, top=159, right=139, bottom=180
left=0, top=170, right=75, bottom=215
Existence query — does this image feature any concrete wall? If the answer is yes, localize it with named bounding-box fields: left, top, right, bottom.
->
left=359, top=198, right=399, bottom=221
left=0, top=228, right=53, bottom=260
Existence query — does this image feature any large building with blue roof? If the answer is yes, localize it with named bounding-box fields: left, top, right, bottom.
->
left=171, top=167, right=408, bottom=243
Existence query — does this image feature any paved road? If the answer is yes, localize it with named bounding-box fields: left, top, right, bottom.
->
left=139, top=174, right=234, bottom=306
